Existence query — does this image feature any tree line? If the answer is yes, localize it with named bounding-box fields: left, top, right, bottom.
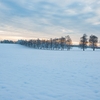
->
left=17, top=34, right=99, bottom=51
left=79, top=34, right=98, bottom=51
left=17, top=35, right=72, bottom=50
left=0, top=34, right=99, bottom=51
left=0, top=40, right=14, bottom=43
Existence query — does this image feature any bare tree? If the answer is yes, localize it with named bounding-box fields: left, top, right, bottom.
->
left=89, top=35, right=98, bottom=51
left=60, top=37, right=66, bottom=50
left=66, top=35, right=72, bottom=50
left=50, top=38, right=53, bottom=50
left=79, top=34, right=88, bottom=51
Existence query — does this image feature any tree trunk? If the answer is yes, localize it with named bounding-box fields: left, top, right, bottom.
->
left=93, top=47, right=95, bottom=51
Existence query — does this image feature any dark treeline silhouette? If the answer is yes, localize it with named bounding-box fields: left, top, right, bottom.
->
left=79, top=34, right=98, bottom=51
left=0, top=40, right=15, bottom=43
left=0, top=34, right=99, bottom=51
left=17, top=36, right=72, bottom=50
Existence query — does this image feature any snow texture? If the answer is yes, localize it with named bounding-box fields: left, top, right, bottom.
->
left=0, top=44, right=100, bottom=100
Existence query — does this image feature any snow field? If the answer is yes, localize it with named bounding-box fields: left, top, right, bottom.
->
left=0, top=44, right=100, bottom=100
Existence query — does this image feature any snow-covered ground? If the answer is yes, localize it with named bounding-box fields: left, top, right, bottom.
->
left=0, top=44, right=100, bottom=100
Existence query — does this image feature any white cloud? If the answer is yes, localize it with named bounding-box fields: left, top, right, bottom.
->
left=62, top=29, right=73, bottom=33
left=82, top=6, right=93, bottom=13
left=93, top=22, right=100, bottom=25
left=65, top=9, right=77, bottom=16
left=85, top=6, right=100, bottom=25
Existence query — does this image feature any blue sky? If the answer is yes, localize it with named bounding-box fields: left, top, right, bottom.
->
left=0, top=0, right=100, bottom=43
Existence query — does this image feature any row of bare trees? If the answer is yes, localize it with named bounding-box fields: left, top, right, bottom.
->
left=0, top=34, right=98, bottom=51
left=17, top=35, right=72, bottom=50
left=79, top=34, right=98, bottom=51
left=17, top=34, right=99, bottom=51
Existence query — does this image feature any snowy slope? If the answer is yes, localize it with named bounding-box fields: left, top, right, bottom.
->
left=0, top=44, right=100, bottom=100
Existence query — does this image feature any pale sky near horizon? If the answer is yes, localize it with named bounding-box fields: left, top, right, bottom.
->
left=0, top=0, right=100, bottom=44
